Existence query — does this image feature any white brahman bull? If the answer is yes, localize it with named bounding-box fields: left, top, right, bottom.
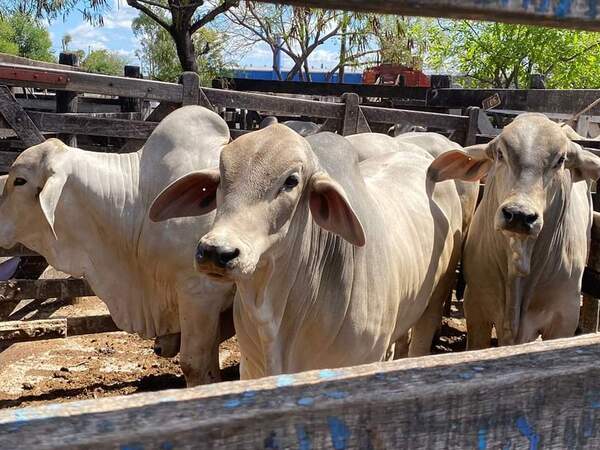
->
left=150, top=126, right=465, bottom=379
left=429, top=113, right=600, bottom=347
left=0, top=106, right=235, bottom=386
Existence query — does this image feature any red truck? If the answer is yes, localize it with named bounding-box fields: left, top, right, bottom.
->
left=362, top=63, right=430, bottom=87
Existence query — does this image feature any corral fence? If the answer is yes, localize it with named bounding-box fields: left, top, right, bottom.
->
left=0, top=0, right=600, bottom=436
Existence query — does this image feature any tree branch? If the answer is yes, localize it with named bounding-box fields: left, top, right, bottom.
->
left=191, top=0, right=238, bottom=33
left=136, top=0, right=170, bottom=10
left=126, top=0, right=171, bottom=30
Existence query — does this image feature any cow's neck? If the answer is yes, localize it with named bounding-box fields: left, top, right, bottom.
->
left=482, top=173, right=574, bottom=343
left=235, top=199, right=361, bottom=376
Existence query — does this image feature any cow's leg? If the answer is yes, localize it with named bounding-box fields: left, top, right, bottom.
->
left=408, top=293, right=445, bottom=357
left=464, top=287, right=494, bottom=350
left=541, top=295, right=580, bottom=340
left=178, top=281, right=235, bottom=387
left=393, top=332, right=410, bottom=359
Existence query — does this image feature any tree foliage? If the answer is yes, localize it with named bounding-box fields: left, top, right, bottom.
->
left=0, top=13, right=54, bottom=62
left=81, top=49, right=128, bottom=75
left=132, top=10, right=229, bottom=84
left=428, top=21, right=600, bottom=88
left=227, top=3, right=376, bottom=81
left=1, top=0, right=110, bottom=25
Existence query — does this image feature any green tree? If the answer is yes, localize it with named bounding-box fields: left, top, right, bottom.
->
left=126, top=0, right=238, bottom=72
left=1, top=1, right=110, bottom=25
left=0, top=13, right=54, bottom=61
left=428, top=21, right=600, bottom=88
left=133, top=10, right=229, bottom=84
left=81, top=49, right=128, bottom=75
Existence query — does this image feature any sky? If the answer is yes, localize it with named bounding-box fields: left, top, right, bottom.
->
left=48, top=0, right=343, bottom=72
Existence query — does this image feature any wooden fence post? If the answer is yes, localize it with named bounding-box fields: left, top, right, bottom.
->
left=56, top=52, right=79, bottom=147
left=341, top=92, right=360, bottom=136
left=180, top=71, right=214, bottom=110
left=464, top=106, right=479, bottom=146
left=0, top=86, right=44, bottom=147
left=121, top=65, right=142, bottom=115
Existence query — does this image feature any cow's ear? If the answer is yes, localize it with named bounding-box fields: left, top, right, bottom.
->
left=308, top=172, right=366, bottom=247
left=39, top=173, right=68, bottom=240
left=149, top=169, right=220, bottom=222
left=567, top=143, right=600, bottom=182
left=428, top=144, right=493, bottom=182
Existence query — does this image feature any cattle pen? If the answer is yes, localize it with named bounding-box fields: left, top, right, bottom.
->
left=1, top=0, right=600, bottom=446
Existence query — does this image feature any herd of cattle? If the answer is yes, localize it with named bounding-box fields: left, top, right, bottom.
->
left=1, top=106, right=598, bottom=387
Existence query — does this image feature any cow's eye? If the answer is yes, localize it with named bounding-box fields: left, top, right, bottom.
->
left=281, top=174, right=299, bottom=191
left=13, top=177, right=27, bottom=186
left=554, top=154, right=566, bottom=168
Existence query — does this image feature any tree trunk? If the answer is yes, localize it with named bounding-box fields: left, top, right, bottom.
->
left=174, top=29, right=198, bottom=73
left=338, top=24, right=347, bottom=83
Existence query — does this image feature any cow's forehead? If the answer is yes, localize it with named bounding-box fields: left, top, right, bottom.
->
left=500, top=116, right=568, bottom=157
left=220, top=125, right=309, bottom=180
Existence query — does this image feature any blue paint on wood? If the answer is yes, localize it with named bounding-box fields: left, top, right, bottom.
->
left=160, top=442, right=174, bottom=450
left=120, top=444, right=144, bottom=450
left=522, top=0, right=531, bottom=10
left=325, top=391, right=349, bottom=400
left=243, top=390, right=257, bottom=398
left=276, top=375, right=295, bottom=387
left=478, top=427, right=488, bottom=449
left=296, top=424, right=312, bottom=450
left=516, top=416, right=540, bottom=450
left=297, top=397, right=315, bottom=406
left=554, top=0, right=572, bottom=17
left=223, top=398, right=242, bottom=409
left=97, top=419, right=115, bottom=433
left=319, top=369, right=337, bottom=379
left=327, top=417, right=351, bottom=450
left=459, top=371, right=474, bottom=380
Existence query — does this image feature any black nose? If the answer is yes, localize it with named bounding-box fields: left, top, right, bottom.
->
left=501, top=205, right=539, bottom=234
left=196, top=244, right=240, bottom=268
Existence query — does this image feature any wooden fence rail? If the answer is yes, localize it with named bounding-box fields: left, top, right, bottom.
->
left=0, top=334, right=599, bottom=448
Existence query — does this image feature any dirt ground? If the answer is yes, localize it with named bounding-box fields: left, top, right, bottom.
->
left=0, top=296, right=464, bottom=410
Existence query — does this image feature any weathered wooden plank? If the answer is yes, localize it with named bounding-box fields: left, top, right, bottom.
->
left=361, top=104, right=468, bottom=130
left=0, top=63, right=182, bottom=102
left=0, top=86, right=44, bottom=147
left=215, top=77, right=429, bottom=99
left=203, top=88, right=343, bottom=119
left=0, top=279, right=93, bottom=302
left=0, top=318, right=66, bottom=343
left=27, top=112, right=157, bottom=140
left=464, top=106, right=480, bottom=146
left=0, top=314, right=118, bottom=344
left=56, top=53, right=80, bottom=147
left=258, top=0, right=600, bottom=31
left=180, top=71, right=200, bottom=106
left=67, top=314, right=119, bottom=336
left=580, top=295, right=600, bottom=333
left=0, top=53, right=82, bottom=71
left=121, top=65, right=143, bottom=114
left=0, top=151, right=19, bottom=172
left=341, top=92, right=360, bottom=136
left=1, top=334, right=600, bottom=448
left=429, top=88, right=600, bottom=115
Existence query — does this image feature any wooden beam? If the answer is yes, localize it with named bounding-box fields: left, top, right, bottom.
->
left=1, top=334, right=600, bottom=448
left=428, top=89, right=600, bottom=115
left=27, top=111, right=157, bottom=140
left=360, top=105, right=468, bottom=130
left=0, top=86, right=44, bottom=147
left=257, top=0, right=600, bottom=31
left=0, top=279, right=94, bottom=302
left=0, top=314, right=118, bottom=345
left=341, top=93, right=360, bottom=136
left=214, top=77, right=429, bottom=99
